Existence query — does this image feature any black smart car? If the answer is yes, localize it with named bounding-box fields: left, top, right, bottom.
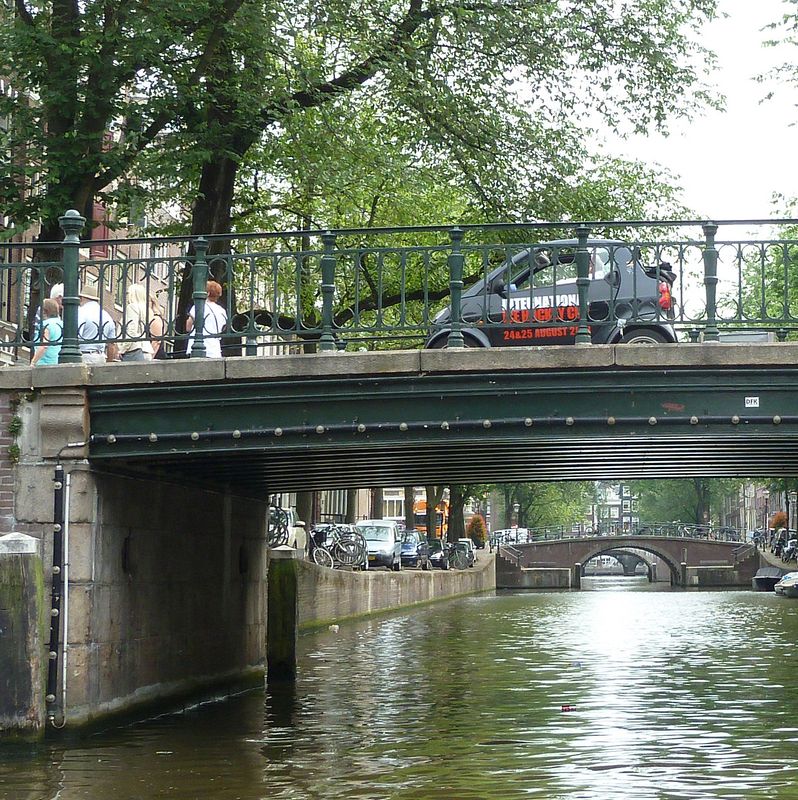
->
left=426, top=239, right=676, bottom=348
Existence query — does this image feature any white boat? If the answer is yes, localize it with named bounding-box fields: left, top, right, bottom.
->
left=773, top=572, right=798, bottom=598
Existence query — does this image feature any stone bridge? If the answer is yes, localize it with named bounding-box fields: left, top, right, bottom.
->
left=496, top=535, right=761, bottom=589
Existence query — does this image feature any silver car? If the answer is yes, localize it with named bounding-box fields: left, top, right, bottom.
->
left=356, top=519, right=402, bottom=571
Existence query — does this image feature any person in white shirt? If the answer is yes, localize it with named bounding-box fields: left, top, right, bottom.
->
left=78, top=284, right=118, bottom=363
left=186, top=280, right=227, bottom=358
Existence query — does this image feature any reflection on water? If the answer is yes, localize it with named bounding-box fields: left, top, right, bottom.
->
left=3, top=586, right=798, bottom=799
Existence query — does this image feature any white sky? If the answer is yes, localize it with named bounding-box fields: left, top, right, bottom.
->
left=609, top=0, right=798, bottom=221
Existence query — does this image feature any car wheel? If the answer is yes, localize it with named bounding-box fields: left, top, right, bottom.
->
left=427, top=331, right=485, bottom=349
left=619, top=329, right=668, bottom=344
left=394, top=556, right=402, bottom=571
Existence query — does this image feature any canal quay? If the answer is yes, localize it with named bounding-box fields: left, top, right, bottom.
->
left=3, top=580, right=798, bottom=800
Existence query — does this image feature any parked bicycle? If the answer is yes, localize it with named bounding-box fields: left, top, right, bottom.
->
left=311, top=524, right=368, bottom=570
left=267, top=506, right=290, bottom=547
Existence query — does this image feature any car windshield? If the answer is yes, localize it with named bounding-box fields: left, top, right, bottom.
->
left=510, top=246, right=616, bottom=289
left=357, top=525, right=393, bottom=542
left=403, top=532, right=420, bottom=544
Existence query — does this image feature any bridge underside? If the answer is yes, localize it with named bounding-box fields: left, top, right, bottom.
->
left=87, top=346, right=798, bottom=494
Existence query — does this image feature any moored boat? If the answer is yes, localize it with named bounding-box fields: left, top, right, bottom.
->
left=752, top=566, right=785, bottom=591
left=774, top=572, right=798, bottom=598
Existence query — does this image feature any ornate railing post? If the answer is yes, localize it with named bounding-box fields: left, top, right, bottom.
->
left=319, top=231, right=337, bottom=352
left=190, top=237, right=210, bottom=358
left=574, top=225, right=592, bottom=345
left=702, top=222, right=720, bottom=342
left=447, top=227, right=465, bottom=348
left=58, top=210, right=85, bottom=364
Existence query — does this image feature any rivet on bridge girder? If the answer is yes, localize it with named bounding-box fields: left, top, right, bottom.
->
left=274, top=428, right=283, bottom=437
left=524, top=418, right=533, bottom=427
left=648, top=417, right=657, bottom=426
left=232, top=430, right=241, bottom=439
left=774, top=415, right=782, bottom=425
left=107, top=434, right=116, bottom=444
left=190, top=432, right=199, bottom=441
left=149, top=432, right=158, bottom=442
left=690, top=416, right=699, bottom=425
left=607, top=417, right=616, bottom=426
left=357, top=424, right=366, bottom=433
left=731, top=416, right=740, bottom=425
left=565, top=417, right=574, bottom=426
left=316, top=425, right=325, bottom=434
left=399, top=422, right=408, bottom=432
left=441, top=421, right=450, bottom=430
left=482, top=420, right=492, bottom=429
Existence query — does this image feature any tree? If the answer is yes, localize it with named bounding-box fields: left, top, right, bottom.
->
left=629, top=478, right=744, bottom=526
left=447, top=483, right=489, bottom=541
left=500, top=481, right=595, bottom=530
left=465, top=514, right=487, bottom=548
left=2, top=0, right=718, bottom=242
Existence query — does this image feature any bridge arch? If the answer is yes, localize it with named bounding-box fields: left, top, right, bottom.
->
left=579, top=542, right=681, bottom=585
left=584, top=548, right=653, bottom=578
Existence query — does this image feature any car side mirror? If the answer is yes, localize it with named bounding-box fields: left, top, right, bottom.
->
left=488, top=276, right=506, bottom=297
left=604, top=271, right=621, bottom=288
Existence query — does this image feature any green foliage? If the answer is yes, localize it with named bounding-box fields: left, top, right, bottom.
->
left=1, top=0, right=719, bottom=242
left=500, top=481, right=595, bottom=530
left=629, top=478, right=744, bottom=526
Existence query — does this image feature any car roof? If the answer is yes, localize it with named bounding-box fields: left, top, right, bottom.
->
left=356, top=519, right=395, bottom=526
left=477, top=239, right=630, bottom=285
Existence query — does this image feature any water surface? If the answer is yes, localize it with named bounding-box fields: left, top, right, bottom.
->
left=3, top=579, right=798, bottom=799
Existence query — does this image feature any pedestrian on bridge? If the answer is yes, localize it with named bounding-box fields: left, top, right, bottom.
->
left=31, top=299, right=62, bottom=366
left=186, top=280, right=227, bottom=358
left=78, top=284, right=118, bottom=363
left=118, top=284, right=155, bottom=362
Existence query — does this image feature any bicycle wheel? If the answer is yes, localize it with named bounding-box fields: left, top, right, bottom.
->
left=312, top=546, right=334, bottom=568
left=268, top=508, right=290, bottom=547
left=449, top=548, right=468, bottom=570
left=333, top=531, right=365, bottom=567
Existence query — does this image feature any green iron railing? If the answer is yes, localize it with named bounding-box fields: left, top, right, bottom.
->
left=1, top=212, right=798, bottom=363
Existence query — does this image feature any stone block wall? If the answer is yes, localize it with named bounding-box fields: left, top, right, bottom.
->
left=295, top=553, right=496, bottom=631
left=4, top=384, right=269, bottom=731
left=62, top=473, right=268, bottom=725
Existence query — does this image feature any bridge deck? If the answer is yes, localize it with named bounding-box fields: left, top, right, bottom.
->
left=16, top=342, right=798, bottom=493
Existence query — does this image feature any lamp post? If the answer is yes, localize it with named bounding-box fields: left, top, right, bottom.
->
left=763, top=489, right=770, bottom=541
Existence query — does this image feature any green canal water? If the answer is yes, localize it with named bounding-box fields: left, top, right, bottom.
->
left=4, top=578, right=798, bottom=800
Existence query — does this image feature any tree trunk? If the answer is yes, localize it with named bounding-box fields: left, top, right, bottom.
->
left=295, top=492, right=313, bottom=531
left=404, top=486, right=415, bottom=533
left=425, top=484, right=445, bottom=540
left=370, top=488, right=384, bottom=519
left=503, top=486, right=513, bottom=528
left=346, top=488, right=358, bottom=524
left=448, top=485, right=466, bottom=540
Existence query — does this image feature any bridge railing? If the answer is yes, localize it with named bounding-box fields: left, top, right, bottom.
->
left=3, top=214, right=798, bottom=362
left=491, top=523, right=745, bottom=545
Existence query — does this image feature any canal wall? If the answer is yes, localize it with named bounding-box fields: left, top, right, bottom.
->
left=295, top=552, right=496, bottom=630
left=3, top=386, right=269, bottom=737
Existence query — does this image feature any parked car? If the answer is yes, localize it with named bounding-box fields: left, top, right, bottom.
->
left=456, top=538, right=476, bottom=567
left=356, top=519, right=402, bottom=571
left=401, top=529, right=431, bottom=569
left=426, top=239, right=676, bottom=348
left=428, top=539, right=449, bottom=570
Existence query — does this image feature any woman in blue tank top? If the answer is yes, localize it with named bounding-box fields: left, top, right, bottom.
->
left=32, top=298, right=63, bottom=365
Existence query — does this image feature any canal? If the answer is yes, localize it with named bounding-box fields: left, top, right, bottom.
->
left=4, top=578, right=798, bottom=799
